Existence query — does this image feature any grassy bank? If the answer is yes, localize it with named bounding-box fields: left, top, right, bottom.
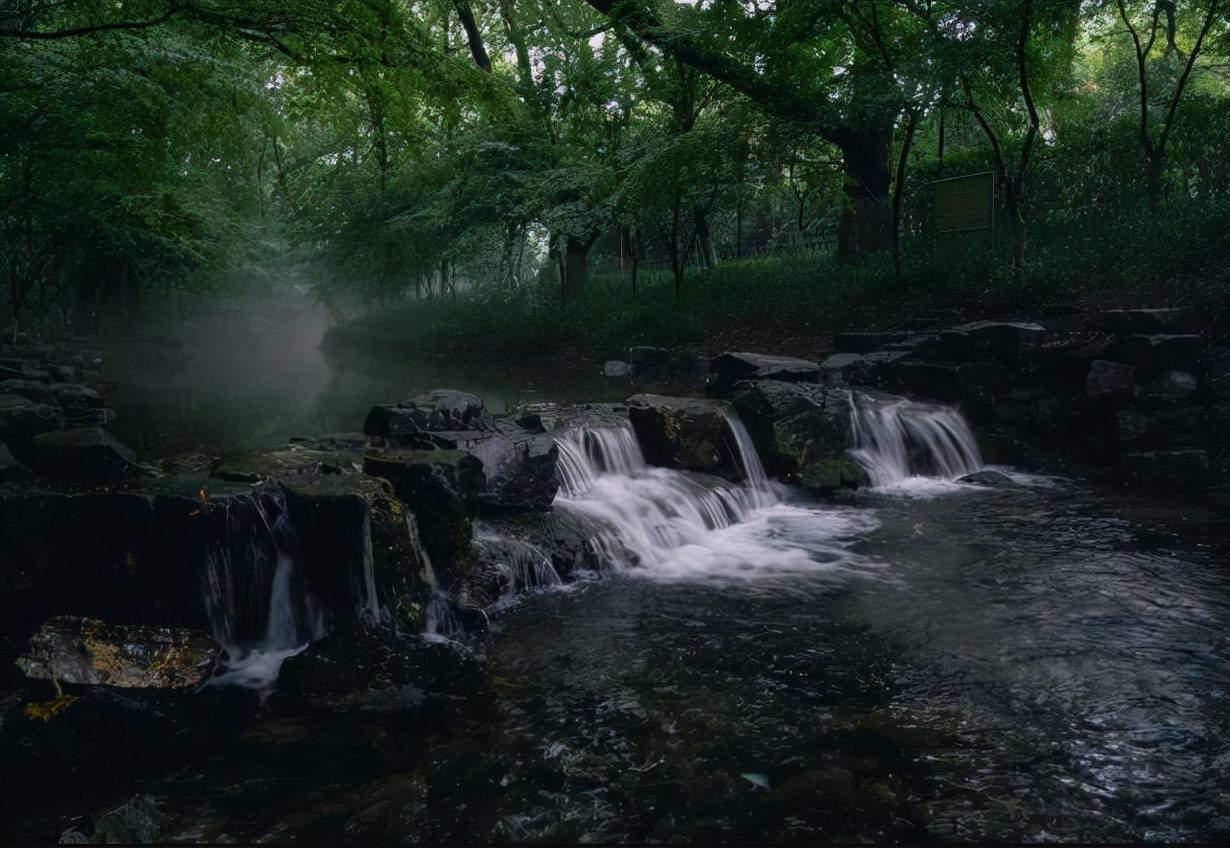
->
left=325, top=198, right=1230, bottom=365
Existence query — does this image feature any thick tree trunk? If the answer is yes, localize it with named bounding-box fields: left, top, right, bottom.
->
left=1005, top=185, right=1026, bottom=287
left=834, top=125, right=894, bottom=261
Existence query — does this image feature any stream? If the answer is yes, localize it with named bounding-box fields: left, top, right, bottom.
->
left=9, top=306, right=1230, bottom=843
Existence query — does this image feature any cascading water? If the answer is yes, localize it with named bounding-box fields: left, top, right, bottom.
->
left=198, top=489, right=327, bottom=690
left=551, top=414, right=872, bottom=583
left=473, top=529, right=563, bottom=602
left=848, top=391, right=983, bottom=487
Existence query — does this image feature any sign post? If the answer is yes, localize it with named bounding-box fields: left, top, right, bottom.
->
left=932, top=171, right=996, bottom=248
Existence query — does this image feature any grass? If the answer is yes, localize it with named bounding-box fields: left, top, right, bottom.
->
left=325, top=196, right=1230, bottom=366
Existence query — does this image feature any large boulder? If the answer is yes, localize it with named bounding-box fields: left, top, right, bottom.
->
left=363, top=390, right=485, bottom=443
left=731, top=381, right=864, bottom=491
left=16, top=616, right=218, bottom=689
left=467, top=423, right=559, bottom=514
left=1106, top=334, right=1204, bottom=378
left=280, top=475, right=435, bottom=632
left=362, top=449, right=484, bottom=577
left=626, top=394, right=743, bottom=479
left=707, top=352, right=820, bottom=397
left=931, top=321, right=1045, bottom=365
left=1085, top=360, right=1136, bottom=401
left=29, top=427, right=137, bottom=481
left=1137, top=370, right=1198, bottom=409
left=0, top=380, right=102, bottom=413
left=819, top=353, right=870, bottom=387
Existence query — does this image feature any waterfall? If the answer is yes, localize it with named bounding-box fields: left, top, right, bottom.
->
left=551, top=417, right=825, bottom=579
left=424, top=591, right=463, bottom=641
left=199, top=489, right=326, bottom=690
left=848, top=391, right=983, bottom=486
left=473, top=529, right=563, bottom=602
left=358, top=513, right=383, bottom=625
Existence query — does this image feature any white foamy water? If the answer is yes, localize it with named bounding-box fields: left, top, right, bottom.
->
left=849, top=392, right=983, bottom=491
left=552, top=418, right=876, bottom=585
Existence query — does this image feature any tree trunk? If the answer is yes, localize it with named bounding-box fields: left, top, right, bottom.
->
left=892, top=110, right=921, bottom=280
left=834, top=124, right=894, bottom=261
left=1146, top=149, right=1164, bottom=212
left=1005, top=183, right=1026, bottom=287
left=563, top=236, right=592, bottom=301
left=694, top=205, right=718, bottom=269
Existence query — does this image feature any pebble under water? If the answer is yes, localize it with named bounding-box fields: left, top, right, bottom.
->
left=6, top=405, right=1230, bottom=843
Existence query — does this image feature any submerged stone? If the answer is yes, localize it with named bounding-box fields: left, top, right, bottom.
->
left=957, top=469, right=1020, bottom=487
left=16, top=616, right=218, bottom=688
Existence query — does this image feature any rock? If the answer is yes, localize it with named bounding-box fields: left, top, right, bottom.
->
left=1106, top=334, right=1204, bottom=378
left=627, top=345, right=672, bottom=371
left=16, top=616, right=218, bottom=688
left=626, top=394, right=743, bottom=479
left=1137, top=370, right=1198, bottom=409
left=730, top=381, right=864, bottom=491
left=1085, top=360, right=1136, bottom=401
left=468, top=424, right=559, bottom=514
left=833, top=332, right=908, bottom=353
left=280, top=475, right=435, bottom=631
left=957, top=469, right=1020, bottom=487
left=1122, top=450, right=1209, bottom=489
left=0, top=443, right=31, bottom=481
left=277, top=624, right=485, bottom=713
left=363, top=449, right=484, bottom=576
left=602, top=360, right=633, bottom=378
left=363, top=390, right=485, bottom=442
left=476, top=509, right=611, bottom=578
left=880, top=360, right=962, bottom=402
left=0, top=393, right=60, bottom=444
left=1021, top=333, right=1113, bottom=386
left=1097, top=308, right=1189, bottom=334
left=707, top=352, right=820, bottom=397
left=212, top=443, right=362, bottom=483
left=819, top=353, right=869, bottom=387
left=29, top=427, right=138, bottom=480
left=933, top=321, right=1045, bottom=364
left=0, top=380, right=102, bottom=412
left=1209, top=347, right=1230, bottom=399
left=1116, top=407, right=1209, bottom=452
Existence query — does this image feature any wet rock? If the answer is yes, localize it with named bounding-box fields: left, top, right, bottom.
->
left=933, top=321, right=1045, bottom=364
left=30, top=427, right=138, bottom=480
left=1085, top=360, right=1135, bottom=401
left=277, top=624, right=485, bottom=713
left=212, top=443, right=362, bottom=483
left=833, top=332, right=908, bottom=353
left=0, top=379, right=102, bottom=412
left=880, top=360, right=962, bottom=402
left=627, top=345, right=671, bottom=371
left=1122, top=450, right=1209, bottom=489
left=0, top=393, right=60, bottom=444
left=708, top=352, right=820, bottom=397
left=626, top=394, right=742, bottom=480
left=363, top=390, right=485, bottom=442
left=1137, top=370, right=1198, bottom=409
left=16, top=616, right=218, bottom=688
left=602, top=360, right=633, bottom=378
left=731, top=381, right=864, bottom=491
left=1116, top=407, right=1208, bottom=452
left=1106, top=334, right=1204, bottom=378
left=477, top=509, right=610, bottom=577
left=469, top=424, right=559, bottom=514
left=0, top=443, right=31, bottom=481
left=1021, top=333, right=1113, bottom=386
left=363, top=449, right=484, bottom=576
left=1097, top=308, right=1189, bottom=334
left=957, top=469, right=1020, bottom=487
left=820, top=353, right=869, bottom=387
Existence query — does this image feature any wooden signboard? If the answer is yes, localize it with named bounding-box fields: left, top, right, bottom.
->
left=933, top=171, right=996, bottom=240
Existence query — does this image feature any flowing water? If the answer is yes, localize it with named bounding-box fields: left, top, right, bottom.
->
left=8, top=323, right=1230, bottom=842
